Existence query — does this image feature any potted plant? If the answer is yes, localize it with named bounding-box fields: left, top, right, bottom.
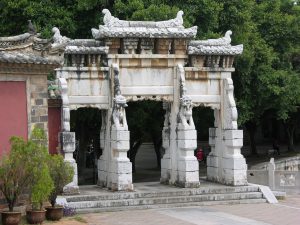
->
left=45, top=154, right=74, bottom=221
left=26, top=128, right=54, bottom=224
left=0, top=137, right=36, bottom=225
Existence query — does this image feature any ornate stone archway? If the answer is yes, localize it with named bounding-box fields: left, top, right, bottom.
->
left=57, top=9, right=246, bottom=193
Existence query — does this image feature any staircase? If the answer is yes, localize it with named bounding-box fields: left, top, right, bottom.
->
left=64, top=182, right=267, bottom=213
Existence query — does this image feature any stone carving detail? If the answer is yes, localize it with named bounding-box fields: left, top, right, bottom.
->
left=190, top=30, right=232, bottom=46
left=178, top=64, right=195, bottom=129
left=58, top=78, right=71, bottom=132
left=28, top=20, right=37, bottom=35
left=112, top=64, right=128, bottom=130
left=51, top=27, right=70, bottom=48
left=188, top=30, right=243, bottom=56
left=102, top=9, right=183, bottom=28
left=92, top=9, right=197, bottom=39
left=223, top=78, right=238, bottom=130
left=0, top=27, right=70, bottom=65
left=163, top=101, right=171, bottom=128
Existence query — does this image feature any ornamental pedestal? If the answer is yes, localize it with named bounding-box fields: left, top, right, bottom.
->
left=177, top=127, right=199, bottom=188
left=109, top=128, right=133, bottom=191
left=60, top=132, right=79, bottom=194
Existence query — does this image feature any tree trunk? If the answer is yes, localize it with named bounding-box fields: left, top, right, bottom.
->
left=8, top=200, right=14, bottom=212
left=286, top=123, right=296, bottom=152
left=246, top=122, right=258, bottom=155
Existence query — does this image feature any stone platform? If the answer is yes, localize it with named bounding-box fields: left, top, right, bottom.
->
left=62, top=179, right=267, bottom=213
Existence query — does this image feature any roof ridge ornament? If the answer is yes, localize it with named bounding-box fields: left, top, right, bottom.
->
left=190, top=30, right=232, bottom=46
left=92, top=9, right=197, bottom=39
left=28, top=20, right=37, bottom=35
left=102, top=9, right=184, bottom=28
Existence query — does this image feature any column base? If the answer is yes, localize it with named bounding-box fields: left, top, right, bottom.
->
left=63, top=185, right=80, bottom=195
left=110, top=172, right=133, bottom=191
left=176, top=181, right=200, bottom=188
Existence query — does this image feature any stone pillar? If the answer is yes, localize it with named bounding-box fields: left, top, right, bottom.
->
left=161, top=102, right=171, bottom=184
left=268, top=158, right=275, bottom=190
left=61, top=132, right=79, bottom=194
left=221, top=129, right=247, bottom=185
left=207, top=78, right=247, bottom=186
left=97, top=110, right=109, bottom=187
left=110, top=126, right=132, bottom=191
left=107, top=64, right=133, bottom=191
left=177, top=126, right=199, bottom=187
left=175, top=64, right=199, bottom=187
left=58, top=78, right=79, bottom=194
left=207, top=125, right=219, bottom=182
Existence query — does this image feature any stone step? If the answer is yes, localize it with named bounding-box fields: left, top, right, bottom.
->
left=68, top=192, right=263, bottom=209
left=75, top=198, right=267, bottom=214
left=65, top=185, right=260, bottom=203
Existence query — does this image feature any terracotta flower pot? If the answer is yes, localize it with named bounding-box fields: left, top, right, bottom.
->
left=45, top=206, right=63, bottom=221
left=26, top=210, right=46, bottom=224
left=1, top=211, right=22, bottom=225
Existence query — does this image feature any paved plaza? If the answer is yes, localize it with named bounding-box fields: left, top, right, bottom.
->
left=64, top=194, right=299, bottom=225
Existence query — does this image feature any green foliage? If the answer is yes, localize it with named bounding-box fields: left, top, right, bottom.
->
left=31, top=166, right=54, bottom=210
left=28, top=127, right=54, bottom=211
left=47, top=154, right=74, bottom=207
left=0, top=137, right=36, bottom=212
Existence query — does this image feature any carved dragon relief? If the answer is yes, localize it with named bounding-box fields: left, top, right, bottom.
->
left=162, top=101, right=171, bottom=150
left=112, top=64, right=128, bottom=130
left=223, top=78, right=238, bottom=130
left=177, top=64, right=195, bottom=129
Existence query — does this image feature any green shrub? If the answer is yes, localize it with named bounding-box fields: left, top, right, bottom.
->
left=48, top=154, right=74, bottom=207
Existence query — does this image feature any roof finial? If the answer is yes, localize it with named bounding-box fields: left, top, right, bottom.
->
left=28, top=20, right=36, bottom=35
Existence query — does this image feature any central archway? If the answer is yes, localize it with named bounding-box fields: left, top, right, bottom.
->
left=126, top=100, right=164, bottom=183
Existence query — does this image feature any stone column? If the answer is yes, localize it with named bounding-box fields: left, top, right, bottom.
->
left=110, top=125, right=132, bottom=191
left=177, top=125, right=199, bottom=187
left=161, top=102, right=171, bottom=184
left=108, top=64, right=133, bottom=191
left=207, top=126, right=219, bottom=182
left=219, top=78, right=247, bottom=185
left=222, top=129, right=247, bottom=185
left=58, top=78, right=79, bottom=194
left=97, top=110, right=109, bottom=187
left=175, top=64, right=199, bottom=187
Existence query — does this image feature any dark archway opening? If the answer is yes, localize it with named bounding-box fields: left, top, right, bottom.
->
left=70, top=107, right=102, bottom=185
left=126, top=100, right=164, bottom=183
left=193, top=106, right=214, bottom=177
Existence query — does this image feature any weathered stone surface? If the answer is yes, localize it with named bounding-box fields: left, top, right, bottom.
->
left=92, top=9, right=197, bottom=39
left=0, top=11, right=247, bottom=192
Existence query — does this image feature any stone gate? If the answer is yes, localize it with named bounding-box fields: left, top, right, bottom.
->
left=56, top=9, right=246, bottom=193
